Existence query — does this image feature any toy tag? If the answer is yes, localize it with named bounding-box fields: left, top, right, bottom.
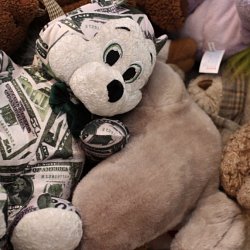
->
left=199, top=44, right=225, bottom=74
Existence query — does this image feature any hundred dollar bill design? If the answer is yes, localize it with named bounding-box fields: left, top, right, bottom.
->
left=91, top=0, right=123, bottom=6
left=0, top=52, right=85, bottom=228
left=36, top=1, right=161, bottom=66
left=0, top=51, right=20, bottom=84
left=80, top=118, right=129, bottom=161
left=8, top=193, right=79, bottom=237
left=0, top=67, right=53, bottom=163
left=0, top=184, right=7, bottom=248
left=0, top=0, right=163, bottom=244
left=4, top=160, right=83, bottom=225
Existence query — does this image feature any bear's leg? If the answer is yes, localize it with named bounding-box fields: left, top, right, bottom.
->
left=11, top=208, right=82, bottom=250
left=171, top=191, right=246, bottom=250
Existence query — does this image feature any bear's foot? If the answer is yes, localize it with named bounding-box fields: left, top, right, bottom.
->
left=11, top=208, right=82, bottom=250
left=171, top=192, right=246, bottom=250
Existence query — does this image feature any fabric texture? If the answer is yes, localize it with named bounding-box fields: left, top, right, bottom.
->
left=36, top=1, right=165, bottom=68
left=72, top=61, right=245, bottom=250
left=0, top=50, right=85, bottom=248
left=221, top=123, right=250, bottom=203
left=187, top=0, right=204, bottom=13
left=0, top=0, right=40, bottom=55
left=49, top=82, right=92, bottom=138
left=136, top=0, right=188, bottom=32
left=236, top=0, right=250, bottom=44
left=181, top=0, right=250, bottom=58
left=41, top=0, right=65, bottom=20
left=219, top=72, right=246, bottom=124
left=187, top=71, right=247, bottom=139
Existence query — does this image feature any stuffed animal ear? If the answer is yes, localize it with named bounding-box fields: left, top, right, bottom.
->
left=155, top=35, right=168, bottom=54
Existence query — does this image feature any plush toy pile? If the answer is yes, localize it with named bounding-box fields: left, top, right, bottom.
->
left=187, top=65, right=250, bottom=144
left=0, top=1, right=163, bottom=249
left=0, top=0, right=199, bottom=72
left=0, top=0, right=249, bottom=250
left=71, top=56, right=245, bottom=250
left=186, top=19, right=250, bottom=249
left=125, top=0, right=198, bottom=73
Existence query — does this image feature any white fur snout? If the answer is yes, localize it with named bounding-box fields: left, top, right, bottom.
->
left=69, top=62, right=141, bottom=116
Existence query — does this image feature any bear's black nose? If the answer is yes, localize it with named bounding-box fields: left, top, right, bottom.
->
left=107, top=80, right=124, bottom=103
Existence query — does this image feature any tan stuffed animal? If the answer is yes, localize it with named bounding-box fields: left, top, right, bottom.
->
left=72, top=60, right=246, bottom=250
left=187, top=60, right=250, bottom=145
left=221, top=123, right=250, bottom=210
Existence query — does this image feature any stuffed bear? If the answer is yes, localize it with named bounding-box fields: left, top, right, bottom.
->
left=0, top=0, right=197, bottom=73
left=1, top=1, right=246, bottom=250
left=49, top=0, right=198, bottom=73
left=187, top=47, right=250, bottom=144
left=0, top=50, right=85, bottom=250
left=220, top=123, right=250, bottom=210
left=0, top=0, right=42, bottom=56
left=180, top=0, right=250, bottom=59
left=0, top=1, right=166, bottom=249
left=71, top=62, right=246, bottom=249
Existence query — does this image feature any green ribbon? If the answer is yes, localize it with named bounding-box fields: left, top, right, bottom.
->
left=49, top=82, right=92, bottom=138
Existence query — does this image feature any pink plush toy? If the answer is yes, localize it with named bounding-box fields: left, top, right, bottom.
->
left=181, top=0, right=250, bottom=59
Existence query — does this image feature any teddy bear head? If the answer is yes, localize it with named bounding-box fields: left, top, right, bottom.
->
left=35, top=1, right=167, bottom=117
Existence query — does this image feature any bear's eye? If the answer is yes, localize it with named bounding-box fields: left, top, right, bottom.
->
left=103, top=43, right=123, bottom=66
left=123, top=64, right=142, bottom=84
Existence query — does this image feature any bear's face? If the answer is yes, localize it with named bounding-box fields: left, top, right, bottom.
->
left=39, top=18, right=156, bottom=116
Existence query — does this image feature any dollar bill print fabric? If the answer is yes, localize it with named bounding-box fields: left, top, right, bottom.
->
left=0, top=50, right=85, bottom=244
left=36, top=0, right=166, bottom=70
left=0, top=0, right=167, bottom=245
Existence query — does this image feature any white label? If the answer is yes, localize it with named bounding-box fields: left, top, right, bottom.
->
left=199, top=50, right=225, bottom=74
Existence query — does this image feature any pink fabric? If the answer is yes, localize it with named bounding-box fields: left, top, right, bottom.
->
left=237, top=0, right=250, bottom=44
left=187, top=0, right=204, bottom=13
left=181, top=0, right=250, bottom=59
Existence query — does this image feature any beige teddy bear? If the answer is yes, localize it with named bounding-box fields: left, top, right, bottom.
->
left=187, top=56, right=250, bottom=145
left=72, top=60, right=246, bottom=250
left=221, top=123, right=250, bottom=210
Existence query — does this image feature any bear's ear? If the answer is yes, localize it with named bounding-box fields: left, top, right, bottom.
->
left=155, top=35, right=168, bottom=54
